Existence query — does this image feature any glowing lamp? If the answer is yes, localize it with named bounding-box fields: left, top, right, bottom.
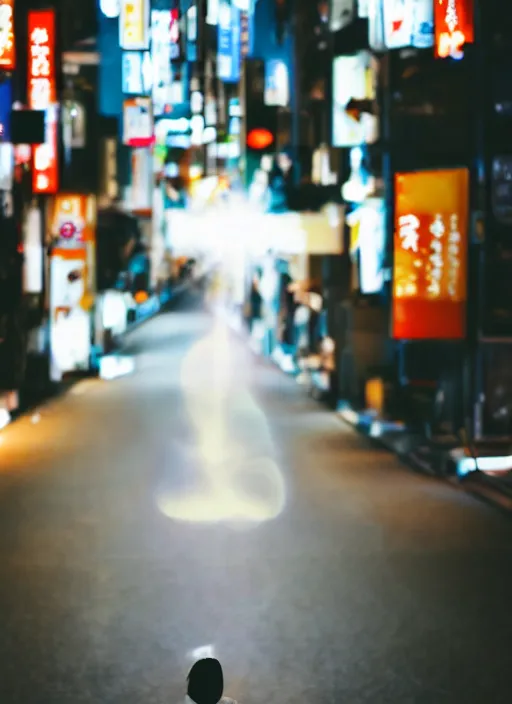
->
left=247, top=128, right=274, bottom=150
left=134, top=291, right=149, bottom=304
left=100, top=0, right=120, bottom=18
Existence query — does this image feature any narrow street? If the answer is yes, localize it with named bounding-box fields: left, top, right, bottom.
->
left=0, top=296, right=511, bottom=704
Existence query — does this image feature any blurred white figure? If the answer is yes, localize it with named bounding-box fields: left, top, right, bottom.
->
left=157, top=319, right=286, bottom=523
left=248, top=154, right=273, bottom=209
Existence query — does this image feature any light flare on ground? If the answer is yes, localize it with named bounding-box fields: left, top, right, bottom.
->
left=157, top=320, right=286, bottom=525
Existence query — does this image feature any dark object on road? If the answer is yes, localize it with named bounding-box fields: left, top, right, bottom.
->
left=187, top=658, right=237, bottom=704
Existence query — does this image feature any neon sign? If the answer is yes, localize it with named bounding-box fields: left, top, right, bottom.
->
left=435, top=0, right=474, bottom=59
left=0, top=0, right=15, bottom=70
left=28, top=9, right=58, bottom=194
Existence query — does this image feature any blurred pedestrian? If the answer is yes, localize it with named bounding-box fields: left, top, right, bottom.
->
left=249, top=268, right=263, bottom=330
left=186, top=658, right=238, bottom=704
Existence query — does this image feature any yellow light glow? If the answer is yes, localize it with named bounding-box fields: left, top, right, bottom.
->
left=157, top=319, right=286, bottom=525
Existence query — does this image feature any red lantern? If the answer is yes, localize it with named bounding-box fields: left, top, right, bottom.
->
left=247, top=128, right=274, bottom=150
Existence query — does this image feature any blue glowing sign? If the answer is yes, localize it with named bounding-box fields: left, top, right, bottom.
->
left=217, top=1, right=241, bottom=83
left=0, top=80, right=12, bottom=142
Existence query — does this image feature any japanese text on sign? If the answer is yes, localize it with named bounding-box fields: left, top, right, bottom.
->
left=28, top=10, right=56, bottom=109
left=120, top=0, right=149, bottom=50
left=393, top=168, right=469, bottom=340
left=28, top=10, right=58, bottom=194
left=0, top=0, right=15, bottom=70
left=435, top=0, right=474, bottom=59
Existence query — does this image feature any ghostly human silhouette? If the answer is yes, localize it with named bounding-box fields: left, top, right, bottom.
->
left=186, top=658, right=237, bottom=704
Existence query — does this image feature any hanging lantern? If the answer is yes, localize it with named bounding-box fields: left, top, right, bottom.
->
left=247, top=127, right=274, bottom=150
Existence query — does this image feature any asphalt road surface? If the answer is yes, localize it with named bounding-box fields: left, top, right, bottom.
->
left=1, top=296, right=511, bottom=703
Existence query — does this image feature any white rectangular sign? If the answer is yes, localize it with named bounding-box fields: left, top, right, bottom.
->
left=120, top=0, right=150, bottom=50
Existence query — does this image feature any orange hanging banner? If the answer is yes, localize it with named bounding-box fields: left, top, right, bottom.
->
left=48, top=194, right=97, bottom=252
left=392, top=168, right=469, bottom=340
left=0, top=0, right=15, bottom=70
left=434, top=0, right=474, bottom=59
left=28, top=9, right=58, bottom=194
left=27, top=9, right=57, bottom=108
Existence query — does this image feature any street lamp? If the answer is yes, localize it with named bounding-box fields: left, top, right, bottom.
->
left=99, top=0, right=121, bottom=19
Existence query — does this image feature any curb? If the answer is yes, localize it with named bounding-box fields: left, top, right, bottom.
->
left=460, top=473, right=512, bottom=513
left=205, top=309, right=512, bottom=514
left=335, top=405, right=443, bottom=477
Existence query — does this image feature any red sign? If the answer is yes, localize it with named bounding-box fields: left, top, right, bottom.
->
left=28, top=10, right=56, bottom=108
left=33, top=111, right=58, bottom=194
left=0, top=0, right=15, bottom=70
left=28, top=9, right=58, bottom=194
left=435, top=0, right=474, bottom=59
left=393, top=169, right=469, bottom=340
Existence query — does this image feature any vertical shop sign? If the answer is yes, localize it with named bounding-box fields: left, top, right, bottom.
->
left=358, top=0, right=369, bottom=17
left=240, top=10, right=253, bottom=58
left=122, top=51, right=152, bottom=95
left=120, top=0, right=149, bottom=50
left=170, top=8, right=181, bottom=61
left=122, top=97, right=153, bottom=147
left=28, top=10, right=56, bottom=109
left=332, top=52, right=379, bottom=147
left=0, top=0, right=15, bottom=70
left=435, top=0, right=474, bottom=59
left=383, top=0, right=433, bottom=49
left=0, top=78, right=11, bottom=141
left=28, top=9, right=58, bottom=194
left=151, top=9, right=172, bottom=115
left=187, top=4, right=198, bottom=61
left=218, top=0, right=241, bottom=82
left=264, top=60, right=289, bottom=107
left=48, top=194, right=97, bottom=380
left=392, top=168, right=469, bottom=340
left=368, top=0, right=385, bottom=50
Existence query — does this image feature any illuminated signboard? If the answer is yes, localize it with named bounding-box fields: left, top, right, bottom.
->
left=264, top=60, right=289, bottom=107
left=393, top=168, right=469, bottom=340
left=332, top=52, right=379, bottom=147
left=48, top=194, right=97, bottom=380
left=240, top=10, right=253, bottom=58
left=28, top=9, right=58, bottom=194
left=151, top=10, right=172, bottom=116
left=218, top=0, right=241, bottom=83
left=434, top=0, right=474, bottom=59
left=28, top=9, right=56, bottom=109
left=122, top=51, right=152, bottom=95
left=0, top=0, right=15, bottom=70
left=120, top=0, right=149, bottom=50
left=368, top=0, right=385, bottom=50
left=383, top=0, right=433, bottom=50
left=123, top=96, right=154, bottom=147
left=0, top=79, right=11, bottom=141
left=187, top=4, right=198, bottom=61
left=170, top=8, right=180, bottom=61
left=358, top=198, right=386, bottom=295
